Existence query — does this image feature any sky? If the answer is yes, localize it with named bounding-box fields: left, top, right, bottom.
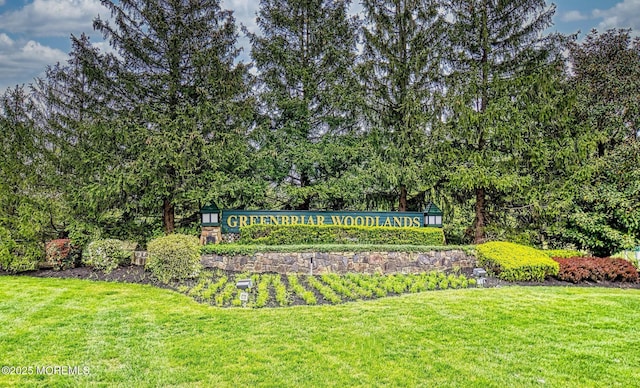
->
left=0, top=0, right=639, bottom=92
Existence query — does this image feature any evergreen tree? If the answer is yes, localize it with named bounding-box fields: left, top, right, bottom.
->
left=45, top=0, right=255, bottom=237
left=358, top=0, right=444, bottom=211
left=34, top=34, right=143, bottom=242
left=248, top=0, right=361, bottom=210
left=435, top=0, right=562, bottom=243
left=556, top=29, right=640, bottom=255
left=0, top=86, right=54, bottom=270
left=569, top=29, right=640, bottom=156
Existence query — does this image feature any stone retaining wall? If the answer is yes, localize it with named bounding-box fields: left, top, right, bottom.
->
left=201, top=250, right=476, bottom=275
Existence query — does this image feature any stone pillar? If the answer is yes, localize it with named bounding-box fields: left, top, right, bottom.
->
left=200, top=226, right=222, bottom=245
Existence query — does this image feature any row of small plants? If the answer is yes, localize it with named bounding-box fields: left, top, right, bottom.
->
left=477, top=241, right=639, bottom=283
left=177, top=269, right=477, bottom=308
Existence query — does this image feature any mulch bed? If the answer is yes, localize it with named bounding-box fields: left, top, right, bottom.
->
left=1, top=266, right=166, bottom=287
left=3, top=266, right=640, bottom=290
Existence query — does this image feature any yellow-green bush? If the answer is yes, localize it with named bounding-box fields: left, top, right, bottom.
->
left=476, top=242, right=559, bottom=282
left=239, top=224, right=445, bottom=246
left=146, top=234, right=201, bottom=284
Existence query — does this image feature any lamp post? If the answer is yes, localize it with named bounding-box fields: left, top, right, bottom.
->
left=423, top=202, right=443, bottom=228
left=201, top=203, right=220, bottom=227
left=200, top=203, right=222, bottom=245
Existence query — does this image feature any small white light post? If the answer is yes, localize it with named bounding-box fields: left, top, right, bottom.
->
left=236, top=279, right=253, bottom=307
left=473, top=268, right=487, bottom=288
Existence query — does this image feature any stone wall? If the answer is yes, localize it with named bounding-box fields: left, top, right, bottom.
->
left=201, top=250, right=476, bottom=275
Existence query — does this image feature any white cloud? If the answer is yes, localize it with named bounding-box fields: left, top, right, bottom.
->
left=593, top=0, right=640, bottom=32
left=560, top=10, right=589, bottom=23
left=221, top=0, right=258, bottom=34
left=0, top=33, right=14, bottom=48
left=0, top=39, right=67, bottom=90
left=0, top=0, right=5, bottom=6
left=0, top=0, right=107, bottom=37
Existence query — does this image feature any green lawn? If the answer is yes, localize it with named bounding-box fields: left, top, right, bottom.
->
left=1, top=277, right=640, bottom=387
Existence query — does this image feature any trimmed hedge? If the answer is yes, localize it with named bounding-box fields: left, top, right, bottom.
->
left=476, top=241, right=559, bottom=282
left=82, top=239, right=132, bottom=274
left=146, top=234, right=202, bottom=284
left=238, top=224, right=445, bottom=246
left=202, top=243, right=473, bottom=256
left=554, top=257, right=639, bottom=283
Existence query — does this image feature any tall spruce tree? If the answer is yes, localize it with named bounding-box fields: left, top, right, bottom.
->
left=248, top=0, right=361, bottom=210
left=34, top=34, right=142, bottom=242
left=436, top=0, right=562, bottom=243
left=0, top=86, right=55, bottom=270
left=45, top=0, right=254, bottom=236
left=569, top=29, right=640, bottom=156
left=358, top=0, right=444, bottom=211
left=556, top=29, right=640, bottom=255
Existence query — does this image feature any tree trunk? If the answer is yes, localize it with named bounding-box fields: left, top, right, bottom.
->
left=399, top=185, right=408, bottom=212
left=295, top=172, right=311, bottom=210
left=163, top=198, right=175, bottom=235
left=473, top=187, right=485, bottom=244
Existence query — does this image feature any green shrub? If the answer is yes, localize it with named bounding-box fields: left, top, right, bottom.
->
left=239, top=224, right=445, bottom=246
left=146, top=234, right=202, bottom=284
left=476, top=241, right=559, bottom=282
left=0, top=227, right=41, bottom=273
left=82, top=239, right=132, bottom=274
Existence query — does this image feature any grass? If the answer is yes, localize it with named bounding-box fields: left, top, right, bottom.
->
left=2, top=277, right=640, bottom=387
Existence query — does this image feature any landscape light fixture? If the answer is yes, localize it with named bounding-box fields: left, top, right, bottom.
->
left=236, top=279, right=253, bottom=290
left=236, top=278, right=253, bottom=307
left=473, top=268, right=487, bottom=288
left=423, top=202, right=443, bottom=227
left=200, top=203, right=220, bottom=227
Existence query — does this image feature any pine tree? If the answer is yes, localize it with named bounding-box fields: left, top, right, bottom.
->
left=0, top=86, right=53, bottom=270
left=358, top=0, right=444, bottom=211
left=569, top=29, right=640, bottom=156
left=248, top=0, right=361, bottom=210
left=44, top=0, right=254, bottom=236
left=436, top=0, right=561, bottom=243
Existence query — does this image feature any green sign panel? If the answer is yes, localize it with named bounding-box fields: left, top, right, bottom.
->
left=220, top=210, right=426, bottom=233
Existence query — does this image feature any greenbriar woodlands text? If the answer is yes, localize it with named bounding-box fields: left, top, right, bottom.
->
left=220, top=210, right=426, bottom=233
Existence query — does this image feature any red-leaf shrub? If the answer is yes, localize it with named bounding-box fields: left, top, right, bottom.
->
left=45, top=239, right=80, bottom=271
left=553, top=257, right=639, bottom=283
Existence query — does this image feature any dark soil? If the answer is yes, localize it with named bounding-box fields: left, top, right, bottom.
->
left=3, top=265, right=640, bottom=291
left=1, top=265, right=169, bottom=288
